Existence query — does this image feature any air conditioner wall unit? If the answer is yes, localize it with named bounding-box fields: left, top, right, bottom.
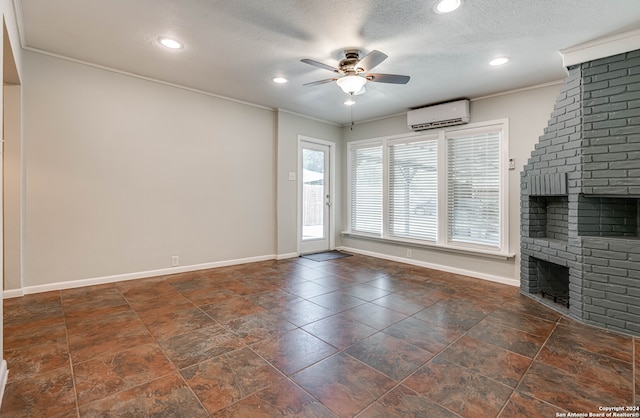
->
left=407, top=99, right=470, bottom=131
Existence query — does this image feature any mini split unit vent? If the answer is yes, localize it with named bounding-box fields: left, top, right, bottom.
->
left=407, top=99, right=470, bottom=130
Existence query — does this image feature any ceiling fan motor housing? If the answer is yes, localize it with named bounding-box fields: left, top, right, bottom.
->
left=340, top=50, right=364, bottom=74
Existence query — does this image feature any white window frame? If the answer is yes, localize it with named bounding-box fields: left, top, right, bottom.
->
left=346, top=119, right=510, bottom=258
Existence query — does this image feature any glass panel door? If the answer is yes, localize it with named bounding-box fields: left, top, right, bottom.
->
left=300, top=141, right=330, bottom=254
left=303, top=147, right=326, bottom=240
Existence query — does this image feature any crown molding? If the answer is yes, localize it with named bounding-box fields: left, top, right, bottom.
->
left=560, top=28, right=640, bottom=67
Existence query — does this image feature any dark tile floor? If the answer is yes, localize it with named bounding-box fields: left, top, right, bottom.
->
left=2, top=254, right=637, bottom=417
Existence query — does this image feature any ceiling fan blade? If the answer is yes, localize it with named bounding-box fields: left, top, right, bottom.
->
left=366, top=73, right=410, bottom=84
left=303, top=78, right=337, bottom=87
left=356, top=50, right=388, bottom=72
left=301, top=59, right=339, bottom=73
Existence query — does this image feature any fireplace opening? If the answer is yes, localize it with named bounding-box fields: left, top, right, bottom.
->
left=535, top=258, right=569, bottom=309
left=528, top=196, right=569, bottom=241
left=578, top=196, right=639, bottom=238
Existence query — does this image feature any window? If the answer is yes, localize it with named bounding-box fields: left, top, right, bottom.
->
left=347, top=120, right=508, bottom=255
left=389, top=138, right=438, bottom=241
left=350, top=143, right=383, bottom=235
left=447, top=130, right=501, bottom=248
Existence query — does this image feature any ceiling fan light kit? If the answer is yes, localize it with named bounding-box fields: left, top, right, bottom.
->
left=336, top=75, right=367, bottom=94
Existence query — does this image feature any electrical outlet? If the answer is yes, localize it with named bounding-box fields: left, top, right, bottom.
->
left=171, top=256, right=179, bottom=267
left=406, top=249, right=412, bottom=258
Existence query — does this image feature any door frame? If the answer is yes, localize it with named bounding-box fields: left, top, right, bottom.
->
left=297, top=135, right=335, bottom=254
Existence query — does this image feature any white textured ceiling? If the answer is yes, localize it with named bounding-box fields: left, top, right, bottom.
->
left=17, top=0, right=640, bottom=125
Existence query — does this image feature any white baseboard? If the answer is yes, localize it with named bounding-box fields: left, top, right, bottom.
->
left=3, top=289, right=23, bottom=299
left=337, top=246, right=519, bottom=287
left=3, top=254, right=277, bottom=298
left=3, top=248, right=518, bottom=298
left=0, top=360, right=8, bottom=408
left=276, top=252, right=299, bottom=260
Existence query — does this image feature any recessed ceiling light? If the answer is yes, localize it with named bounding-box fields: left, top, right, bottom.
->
left=434, top=0, right=462, bottom=14
left=272, top=77, right=288, bottom=84
left=158, top=37, right=183, bottom=49
left=344, top=99, right=356, bottom=106
left=489, top=57, right=509, bottom=66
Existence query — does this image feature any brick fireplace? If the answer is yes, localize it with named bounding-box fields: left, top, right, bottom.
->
left=521, top=49, right=640, bottom=336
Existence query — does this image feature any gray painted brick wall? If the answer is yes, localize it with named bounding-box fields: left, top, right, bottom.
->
left=582, top=237, right=640, bottom=334
left=583, top=51, right=640, bottom=196
left=521, top=50, right=640, bottom=336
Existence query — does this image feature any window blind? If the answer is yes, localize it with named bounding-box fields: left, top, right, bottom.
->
left=389, top=139, right=438, bottom=241
left=350, top=145, right=383, bottom=235
left=447, top=132, right=501, bottom=247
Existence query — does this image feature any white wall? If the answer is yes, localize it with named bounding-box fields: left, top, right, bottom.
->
left=340, top=83, right=563, bottom=285
left=22, top=51, right=277, bottom=288
left=276, top=110, right=341, bottom=257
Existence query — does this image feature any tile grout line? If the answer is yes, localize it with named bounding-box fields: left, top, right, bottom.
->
left=120, top=272, right=325, bottom=416
left=3, top=261, right=348, bottom=415
left=127, top=285, right=226, bottom=418
left=72, top=283, right=198, bottom=416
left=124, top=273, right=284, bottom=416
left=393, top=302, right=563, bottom=418
left=343, top=340, right=452, bottom=417
left=410, top=306, right=506, bottom=417
left=60, top=290, right=82, bottom=418
left=357, top=302, right=501, bottom=417
left=497, top=317, right=563, bottom=416
left=246, top=345, right=339, bottom=417
left=263, top=273, right=447, bottom=417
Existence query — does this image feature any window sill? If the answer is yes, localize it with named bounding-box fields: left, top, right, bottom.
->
left=341, top=231, right=516, bottom=260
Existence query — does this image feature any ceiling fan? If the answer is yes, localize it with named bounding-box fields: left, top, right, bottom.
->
left=301, top=49, right=410, bottom=95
